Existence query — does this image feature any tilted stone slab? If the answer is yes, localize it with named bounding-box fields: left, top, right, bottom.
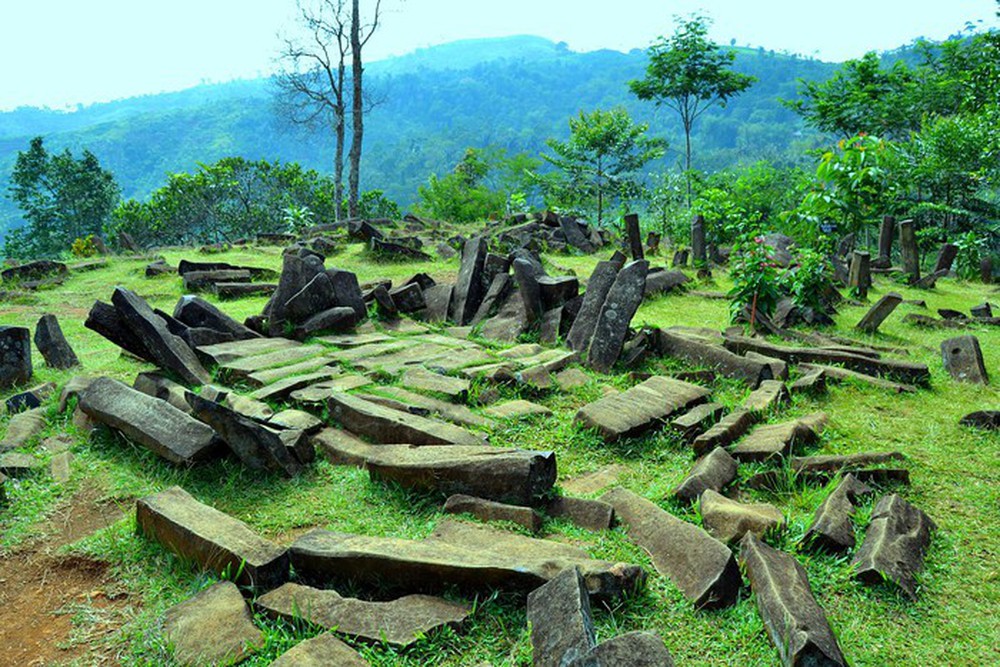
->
left=528, top=567, right=597, bottom=667
left=186, top=394, right=303, bottom=477
left=740, top=533, right=847, bottom=667
left=34, top=314, right=79, bottom=369
left=671, top=402, right=725, bottom=441
left=194, top=336, right=299, bottom=367
left=373, top=386, right=489, bottom=428
left=291, top=519, right=645, bottom=599
left=856, top=292, right=903, bottom=333
left=450, top=236, right=488, bottom=324
left=601, top=487, right=740, bottom=609
left=311, top=427, right=379, bottom=466
left=444, top=494, right=542, bottom=532
left=256, top=582, right=470, bottom=648
left=111, top=287, right=211, bottom=385
left=803, top=474, right=873, bottom=551
left=1, top=408, right=47, bottom=452
left=575, top=376, right=710, bottom=442
left=80, top=378, right=220, bottom=465
left=365, top=444, right=555, bottom=506
left=729, top=413, right=827, bottom=462
left=245, top=355, right=338, bottom=388
left=327, top=393, right=487, bottom=446
left=699, top=489, right=784, bottom=543
left=587, top=260, right=648, bottom=373
left=400, top=366, right=470, bottom=400
left=692, top=410, right=755, bottom=457
left=674, top=447, right=737, bottom=503
left=136, top=485, right=289, bottom=588
left=162, top=581, right=262, bottom=667
left=566, top=261, right=622, bottom=354
left=941, top=335, right=989, bottom=384
left=741, top=380, right=789, bottom=414
left=84, top=300, right=153, bottom=361
left=173, top=295, right=260, bottom=340
left=851, top=494, right=936, bottom=599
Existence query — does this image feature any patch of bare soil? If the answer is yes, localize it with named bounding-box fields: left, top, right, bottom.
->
left=0, top=488, right=129, bottom=666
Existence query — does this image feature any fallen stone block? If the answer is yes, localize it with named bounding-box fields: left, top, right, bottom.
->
left=789, top=368, right=827, bottom=395
left=528, top=567, right=596, bottom=667
left=163, top=581, right=262, bottom=667
left=729, top=413, right=827, bottom=462
left=602, top=487, right=740, bottom=609
left=740, top=533, right=848, bottom=667
left=444, top=493, right=542, bottom=532
left=133, top=372, right=191, bottom=414
left=0, top=452, right=43, bottom=476
left=791, top=451, right=906, bottom=475
left=671, top=402, right=725, bottom=441
left=1, top=408, right=47, bottom=452
left=657, top=330, right=773, bottom=387
left=575, top=376, right=710, bottom=442
left=673, top=448, right=737, bottom=503
left=256, top=582, right=470, bottom=648
left=186, top=394, right=303, bottom=477
left=136, top=486, right=289, bottom=588
left=290, top=519, right=644, bottom=599
left=797, top=362, right=917, bottom=393
left=328, top=393, right=487, bottom=446
left=270, top=633, right=370, bottom=666
left=80, top=378, right=220, bottom=465
left=543, top=496, right=615, bottom=531
left=400, top=367, right=470, bottom=401
left=172, top=295, right=262, bottom=341
left=692, top=410, right=755, bottom=457
left=852, top=494, right=936, bottom=599
left=803, top=474, right=873, bottom=551
left=485, top=399, right=552, bottom=420
left=699, top=490, right=784, bottom=543
left=741, top=380, right=789, bottom=414
left=366, top=444, right=555, bottom=506
left=960, top=411, right=1000, bottom=430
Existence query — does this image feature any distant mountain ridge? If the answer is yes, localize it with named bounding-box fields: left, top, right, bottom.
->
left=0, top=34, right=840, bottom=241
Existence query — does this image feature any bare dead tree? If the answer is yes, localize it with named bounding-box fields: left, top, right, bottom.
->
left=275, top=0, right=350, bottom=221
left=349, top=0, right=383, bottom=217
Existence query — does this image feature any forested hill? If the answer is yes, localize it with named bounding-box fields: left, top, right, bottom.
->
left=0, top=35, right=839, bottom=239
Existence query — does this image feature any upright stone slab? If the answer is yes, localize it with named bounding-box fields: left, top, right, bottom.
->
left=365, top=444, right=556, bottom=506
left=855, top=292, right=903, bottom=333
left=112, top=288, right=211, bottom=385
left=981, top=256, right=993, bottom=283
left=898, top=219, right=920, bottom=283
left=934, top=242, right=959, bottom=273
left=327, top=393, right=487, bottom=446
left=940, top=335, right=989, bottom=384
left=586, top=260, right=648, bottom=373
left=162, top=581, right=262, bottom=667
left=186, top=394, right=303, bottom=477
left=624, top=213, right=644, bottom=261
left=450, top=236, right=488, bottom=325
left=848, top=250, right=871, bottom=299
left=256, top=582, right=470, bottom=648
left=673, top=448, right=737, bottom=503
left=33, top=314, right=79, bottom=369
left=79, top=377, right=220, bottom=465
left=528, top=567, right=597, bottom=667
left=136, top=486, right=289, bottom=588
left=803, top=474, right=873, bottom=551
left=566, top=261, right=620, bottom=353
left=602, top=487, right=740, bottom=609
left=290, top=519, right=644, bottom=599
left=513, top=257, right=544, bottom=325
left=575, top=376, right=710, bottom=442
left=740, top=533, right=847, bottom=667
left=0, top=326, right=32, bottom=389
left=691, top=215, right=707, bottom=268
left=85, top=300, right=153, bottom=360
left=875, top=214, right=895, bottom=267
left=852, top=494, right=936, bottom=599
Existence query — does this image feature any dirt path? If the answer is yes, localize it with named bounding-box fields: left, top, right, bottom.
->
left=0, top=488, right=128, bottom=666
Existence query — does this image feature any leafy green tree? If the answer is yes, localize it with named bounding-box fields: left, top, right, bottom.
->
left=629, top=15, right=755, bottom=205
left=542, top=108, right=665, bottom=226
left=5, top=136, right=120, bottom=258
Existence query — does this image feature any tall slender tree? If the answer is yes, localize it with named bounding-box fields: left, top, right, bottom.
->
left=629, top=15, right=755, bottom=206
left=349, top=0, right=383, bottom=217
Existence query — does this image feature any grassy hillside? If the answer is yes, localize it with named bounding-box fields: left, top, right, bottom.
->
left=0, top=35, right=837, bottom=241
left=0, top=237, right=996, bottom=665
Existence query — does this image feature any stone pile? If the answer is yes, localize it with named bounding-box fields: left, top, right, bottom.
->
left=497, top=210, right=608, bottom=254
left=175, top=258, right=278, bottom=299
left=0, top=259, right=68, bottom=290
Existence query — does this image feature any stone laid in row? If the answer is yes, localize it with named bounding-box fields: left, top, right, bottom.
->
left=729, top=413, right=828, bottom=462
left=290, top=519, right=644, bottom=599
left=575, top=376, right=710, bottom=441
left=136, top=486, right=289, bottom=589
left=327, top=392, right=487, bottom=446
left=257, top=582, right=470, bottom=648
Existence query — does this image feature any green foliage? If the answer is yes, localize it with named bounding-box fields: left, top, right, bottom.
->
left=417, top=147, right=539, bottom=223
left=108, top=157, right=338, bottom=247
left=727, top=234, right=782, bottom=323
left=541, top=107, right=665, bottom=226
left=781, top=246, right=836, bottom=312
left=70, top=234, right=100, bottom=258
left=5, top=136, right=119, bottom=258
left=954, top=230, right=989, bottom=280
left=355, top=189, right=401, bottom=219
left=630, top=15, right=756, bottom=202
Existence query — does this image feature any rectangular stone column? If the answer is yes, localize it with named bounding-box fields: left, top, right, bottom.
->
left=848, top=251, right=871, bottom=300
left=898, top=219, right=920, bottom=283
left=624, top=213, right=644, bottom=261
left=874, top=215, right=895, bottom=268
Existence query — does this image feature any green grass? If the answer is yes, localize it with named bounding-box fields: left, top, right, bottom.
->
left=1, top=241, right=998, bottom=665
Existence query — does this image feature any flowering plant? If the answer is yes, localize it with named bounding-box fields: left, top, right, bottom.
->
left=728, top=235, right=783, bottom=324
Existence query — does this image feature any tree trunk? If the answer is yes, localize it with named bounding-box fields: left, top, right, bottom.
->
left=334, top=63, right=346, bottom=222
left=684, top=122, right=693, bottom=209
left=349, top=0, right=363, bottom=218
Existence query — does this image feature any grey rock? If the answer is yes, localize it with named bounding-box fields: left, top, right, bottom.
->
left=575, top=376, right=710, bottom=442
left=587, top=260, right=648, bottom=373
left=162, top=581, right=262, bottom=666
left=566, top=261, right=620, bottom=353
left=450, top=236, right=489, bottom=324
left=270, top=634, right=370, bottom=666
left=941, top=335, right=989, bottom=384
left=803, top=474, right=873, bottom=551
left=852, top=494, right=936, bottom=599
left=674, top=447, right=737, bottom=503
left=699, top=489, right=784, bottom=543
left=528, top=567, right=596, bottom=667
left=0, top=326, right=32, bottom=389
left=327, top=393, right=487, bottom=446
left=34, top=314, right=79, bottom=369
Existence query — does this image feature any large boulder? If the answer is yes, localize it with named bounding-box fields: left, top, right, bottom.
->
left=0, top=326, right=32, bottom=389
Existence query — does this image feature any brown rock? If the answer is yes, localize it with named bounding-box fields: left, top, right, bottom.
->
left=163, top=582, right=262, bottom=666
left=699, top=489, right=784, bottom=543
left=852, top=494, right=936, bottom=599
left=674, top=448, right=737, bottom=503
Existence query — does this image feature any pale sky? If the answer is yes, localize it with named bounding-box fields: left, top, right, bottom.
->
left=1, top=0, right=996, bottom=111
